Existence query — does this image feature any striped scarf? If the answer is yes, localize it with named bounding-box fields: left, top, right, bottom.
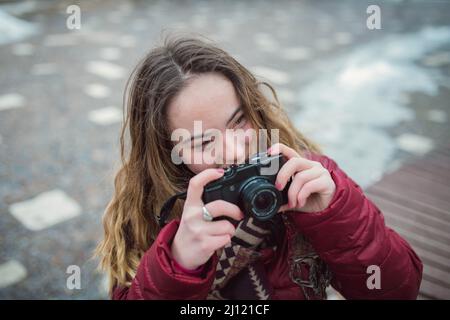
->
left=207, top=215, right=332, bottom=300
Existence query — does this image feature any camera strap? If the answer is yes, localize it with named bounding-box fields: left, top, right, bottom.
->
left=157, top=191, right=187, bottom=228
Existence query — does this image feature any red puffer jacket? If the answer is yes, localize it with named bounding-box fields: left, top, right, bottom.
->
left=112, top=154, right=423, bottom=300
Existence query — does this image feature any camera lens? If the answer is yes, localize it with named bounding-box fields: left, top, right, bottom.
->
left=253, top=191, right=275, bottom=212
left=240, top=178, right=282, bottom=220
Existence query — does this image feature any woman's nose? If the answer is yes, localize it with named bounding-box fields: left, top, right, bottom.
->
left=222, top=130, right=248, bottom=165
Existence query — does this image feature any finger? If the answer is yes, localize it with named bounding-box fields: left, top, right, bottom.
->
left=275, top=157, right=315, bottom=191
left=207, top=234, right=232, bottom=251
left=287, top=167, right=323, bottom=208
left=278, top=203, right=290, bottom=213
left=205, top=220, right=236, bottom=236
left=204, top=200, right=244, bottom=221
left=185, top=168, right=224, bottom=205
left=297, top=177, right=328, bottom=208
left=267, top=143, right=300, bottom=160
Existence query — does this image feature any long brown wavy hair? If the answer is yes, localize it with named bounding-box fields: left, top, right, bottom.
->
left=95, top=36, right=322, bottom=295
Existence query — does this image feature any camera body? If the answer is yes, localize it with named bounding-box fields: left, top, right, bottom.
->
left=202, top=152, right=290, bottom=221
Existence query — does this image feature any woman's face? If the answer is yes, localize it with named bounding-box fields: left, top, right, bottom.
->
left=167, top=72, right=255, bottom=174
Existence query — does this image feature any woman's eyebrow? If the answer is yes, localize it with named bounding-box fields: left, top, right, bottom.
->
left=225, top=105, right=243, bottom=126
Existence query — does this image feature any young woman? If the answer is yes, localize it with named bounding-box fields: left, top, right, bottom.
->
left=96, top=37, right=422, bottom=300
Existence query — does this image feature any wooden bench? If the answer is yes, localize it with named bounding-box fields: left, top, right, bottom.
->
left=366, top=143, right=450, bottom=299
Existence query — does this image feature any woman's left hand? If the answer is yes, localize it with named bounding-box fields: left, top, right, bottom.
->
left=268, top=143, right=336, bottom=213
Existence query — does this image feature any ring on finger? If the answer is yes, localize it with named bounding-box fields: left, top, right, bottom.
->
left=202, top=206, right=213, bottom=222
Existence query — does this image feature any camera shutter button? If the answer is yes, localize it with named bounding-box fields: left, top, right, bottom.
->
left=224, top=166, right=235, bottom=177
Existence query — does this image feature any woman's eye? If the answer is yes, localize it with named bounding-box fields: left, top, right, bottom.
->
left=195, top=139, right=213, bottom=151
left=234, top=114, right=247, bottom=127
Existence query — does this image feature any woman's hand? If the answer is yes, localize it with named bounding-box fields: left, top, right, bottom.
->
left=171, top=168, right=244, bottom=270
left=268, top=143, right=336, bottom=213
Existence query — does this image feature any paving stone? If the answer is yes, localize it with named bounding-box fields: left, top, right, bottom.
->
left=0, top=93, right=26, bottom=111
left=86, top=61, right=126, bottom=80
left=84, top=83, right=111, bottom=99
left=0, top=260, right=27, bottom=289
left=88, top=106, right=122, bottom=125
left=9, top=189, right=82, bottom=231
left=396, top=133, right=434, bottom=155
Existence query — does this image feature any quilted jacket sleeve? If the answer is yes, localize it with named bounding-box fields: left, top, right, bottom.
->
left=112, top=220, right=218, bottom=300
left=288, top=154, right=423, bottom=299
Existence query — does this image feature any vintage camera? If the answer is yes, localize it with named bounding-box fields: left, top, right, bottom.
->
left=202, top=152, right=290, bottom=221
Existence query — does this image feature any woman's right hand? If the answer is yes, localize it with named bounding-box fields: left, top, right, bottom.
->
left=171, top=168, right=244, bottom=270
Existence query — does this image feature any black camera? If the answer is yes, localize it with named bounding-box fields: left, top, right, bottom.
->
left=202, top=152, right=290, bottom=221
left=157, top=152, right=291, bottom=227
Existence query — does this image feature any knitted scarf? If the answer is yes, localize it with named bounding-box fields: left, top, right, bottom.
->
left=207, top=214, right=332, bottom=300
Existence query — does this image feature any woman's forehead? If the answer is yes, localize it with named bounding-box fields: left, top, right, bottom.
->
left=167, top=73, right=240, bottom=131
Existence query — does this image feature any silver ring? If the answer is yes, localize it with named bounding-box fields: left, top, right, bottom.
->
left=202, top=206, right=213, bottom=222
